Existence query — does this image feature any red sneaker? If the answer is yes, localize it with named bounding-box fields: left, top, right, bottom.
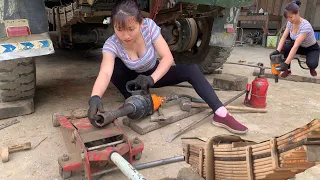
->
left=212, top=114, right=248, bottom=134
left=310, top=69, right=317, bottom=77
left=280, top=70, right=291, bottom=78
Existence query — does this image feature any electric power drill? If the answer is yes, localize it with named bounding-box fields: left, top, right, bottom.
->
left=270, top=54, right=282, bottom=83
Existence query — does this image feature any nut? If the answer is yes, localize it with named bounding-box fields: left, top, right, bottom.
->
left=133, top=137, right=139, bottom=144
left=62, top=154, right=69, bottom=161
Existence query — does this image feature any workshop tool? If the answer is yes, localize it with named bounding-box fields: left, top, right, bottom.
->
left=123, top=104, right=207, bottom=135
left=166, top=88, right=250, bottom=143
left=270, top=54, right=282, bottom=83
left=92, top=156, right=185, bottom=177
left=1, top=142, right=32, bottom=163
left=90, top=81, right=166, bottom=128
left=150, top=106, right=168, bottom=122
left=0, top=119, right=20, bottom=130
left=180, top=98, right=268, bottom=113
left=225, top=62, right=271, bottom=69
left=52, top=113, right=144, bottom=180
left=182, top=119, right=320, bottom=180
left=271, top=54, right=309, bottom=83
left=94, top=81, right=209, bottom=135
left=244, top=66, right=269, bottom=109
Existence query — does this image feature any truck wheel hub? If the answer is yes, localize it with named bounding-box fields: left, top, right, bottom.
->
left=171, top=18, right=198, bottom=52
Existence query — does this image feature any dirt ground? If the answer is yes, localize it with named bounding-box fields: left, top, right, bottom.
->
left=1, top=45, right=320, bottom=180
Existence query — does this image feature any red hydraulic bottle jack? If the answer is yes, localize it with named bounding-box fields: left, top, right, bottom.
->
left=244, top=66, right=269, bottom=108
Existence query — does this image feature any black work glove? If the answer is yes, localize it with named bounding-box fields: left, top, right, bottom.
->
left=88, top=95, right=105, bottom=123
left=269, top=50, right=280, bottom=59
left=130, top=75, right=155, bottom=90
left=275, top=62, right=290, bottom=71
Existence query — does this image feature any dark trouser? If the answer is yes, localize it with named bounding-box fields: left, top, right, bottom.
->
left=110, top=58, right=223, bottom=111
left=282, top=40, right=320, bottom=70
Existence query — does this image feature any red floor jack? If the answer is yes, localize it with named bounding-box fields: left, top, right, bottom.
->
left=52, top=114, right=145, bottom=180
left=52, top=82, right=177, bottom=180
left=244, top=66, right=269, bottom=108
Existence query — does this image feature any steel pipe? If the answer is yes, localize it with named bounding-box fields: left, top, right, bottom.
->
left=92, top=156, right=185, bottom=177
left=110, top=152, right=146, bottom=180
left=135, top=156, right=184, bottom=170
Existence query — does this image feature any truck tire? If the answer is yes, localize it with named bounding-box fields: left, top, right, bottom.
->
left=174, top=44, right=233, bottom=74
left=198, top=46, right=233, bottom=74
left=172, top=17, right=232, bottom=74
left=0, top=58, right=36, bottom=102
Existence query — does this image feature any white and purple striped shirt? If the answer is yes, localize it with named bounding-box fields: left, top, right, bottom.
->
left=102, top=18, right=161, bottom=73
left=286, top=19, right=316, bottom=48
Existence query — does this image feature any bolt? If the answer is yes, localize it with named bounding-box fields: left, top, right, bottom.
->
left=133, top=137, right=139, bottom=144
left=62, top=154, right=69, bottom=161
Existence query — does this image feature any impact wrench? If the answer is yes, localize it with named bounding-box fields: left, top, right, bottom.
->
left=91, top=81, right=165, bottom=127
left=91, top=81, right=203, bottom=128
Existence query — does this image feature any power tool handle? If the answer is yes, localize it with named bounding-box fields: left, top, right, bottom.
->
left=125, top=81, right=149, bottom=96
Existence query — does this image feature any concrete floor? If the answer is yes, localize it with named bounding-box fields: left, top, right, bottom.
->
left=0, top=46, right=320, bottom=180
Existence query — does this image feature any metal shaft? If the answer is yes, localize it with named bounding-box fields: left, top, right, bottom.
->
left=96, top=104, right=135, bottom=127
left=166, top=89, right=249, bottom=142
left=92, top=156, right=185, bottom=177
left=110, top=152, right=146, bottom=180
left=225, top=62, right=271, bottom=69
left=223, top=89, right=248, bottom=106
left=135, top=156, right=184, bottom=170
left=108, top=104, right=135, bottom=119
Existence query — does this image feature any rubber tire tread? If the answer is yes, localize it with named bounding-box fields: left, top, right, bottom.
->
left=0, top=58, right=36, bottom=102
left=199, top=46, right=233, bottom=74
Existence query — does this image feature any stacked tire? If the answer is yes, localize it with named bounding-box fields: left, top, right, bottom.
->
left=0, top=58, right=36, bottom=102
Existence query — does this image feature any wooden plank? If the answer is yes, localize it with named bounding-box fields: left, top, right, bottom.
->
left=273, top=0, right=282, bottom=15
left=305, top=0, right=317, bottom=24
left=299, top=0, right=308, bottom=18
left=122, top=103, right=206, bottom=135
left=271, top=0, right=277, bottom=14
left=267, top=0, right=274, bottom=14
left=313, top=2, right=320, bottom=27
left=260, top=0, right=267, bottom=12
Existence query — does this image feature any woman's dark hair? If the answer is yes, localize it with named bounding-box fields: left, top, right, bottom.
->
left=284, top=0, right=301, bottom=18
left=111, top=0, right=143, bottom=29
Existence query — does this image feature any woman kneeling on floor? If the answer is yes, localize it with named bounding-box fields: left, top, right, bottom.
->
left=87, top=0, right=248, bottom=134
left=270, top=0, right=319, bottom=77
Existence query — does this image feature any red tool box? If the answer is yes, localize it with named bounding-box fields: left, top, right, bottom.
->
left=52, top=114, right=144, bottom=180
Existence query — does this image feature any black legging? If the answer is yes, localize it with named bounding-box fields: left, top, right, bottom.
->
left=282, top=40, right=319, bottom=70
left=110, top=58, right=223, bottom=111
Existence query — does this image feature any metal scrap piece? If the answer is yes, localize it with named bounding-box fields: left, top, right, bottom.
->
left=0, top=119, right=20, bottom=130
